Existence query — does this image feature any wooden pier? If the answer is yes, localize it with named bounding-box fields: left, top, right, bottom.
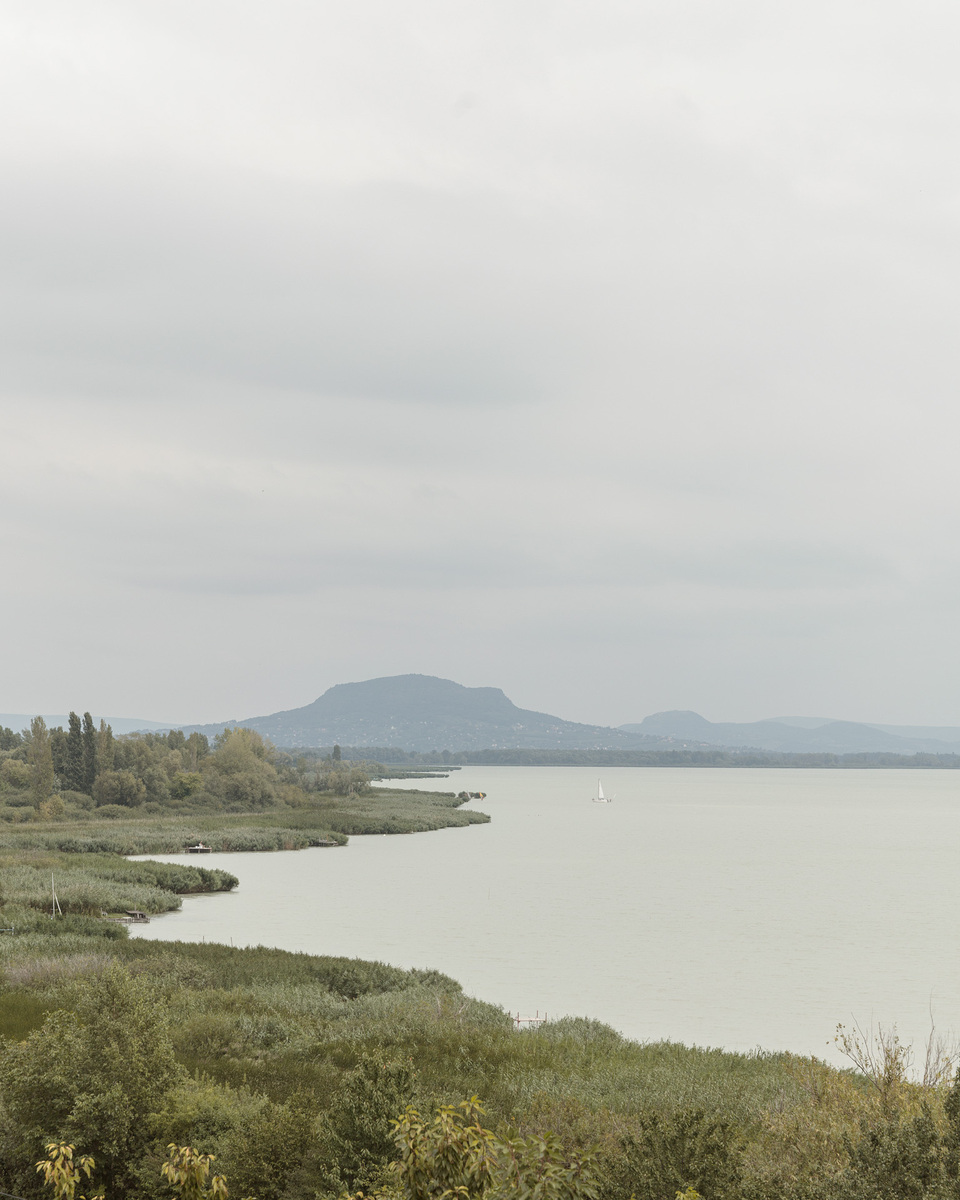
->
left=514, top=1010, right=547, bottom=1029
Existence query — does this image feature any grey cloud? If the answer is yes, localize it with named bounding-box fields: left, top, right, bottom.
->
left=0, top=166, right=585, bottom=405
left=4, top=1, right=960, bottom=726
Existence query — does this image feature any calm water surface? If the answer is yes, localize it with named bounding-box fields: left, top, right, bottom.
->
left=131, top=767, right=960, bottom=1064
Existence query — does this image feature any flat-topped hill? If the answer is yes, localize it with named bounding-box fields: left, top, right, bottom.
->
left=181, top=674, right=672, bottom=752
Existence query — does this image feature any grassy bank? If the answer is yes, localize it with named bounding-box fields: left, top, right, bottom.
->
left=0, top=787, right=488, bottom=856
left=0, top=787, right=488, bottom=924
left=0, top=848, right=239, bottom=921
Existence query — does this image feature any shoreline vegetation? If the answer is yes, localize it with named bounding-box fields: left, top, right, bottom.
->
left=2, top=924, right=959, bottom=1200
left=307, top=745, right=960, bottom=769
left=0, top=713, right=489, bottom=940
left=3, top=717, right=960, bottom=1198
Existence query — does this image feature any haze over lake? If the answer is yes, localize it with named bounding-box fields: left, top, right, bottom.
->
left=132, top=766, right=960, bottom=1066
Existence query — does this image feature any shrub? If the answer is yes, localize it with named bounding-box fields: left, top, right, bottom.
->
left=1, top=759, right=31, bottom=789
left=93, top=770, right=146, bottom=808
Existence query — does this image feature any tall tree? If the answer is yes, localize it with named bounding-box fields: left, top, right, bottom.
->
left=27, top=716, right=55, bottom=805
left=0, top=726, right=20, bottom=751
left=49, top=726, right=67, bottom=782
left=81, top=712, right=97, bottom=793
left=65, top=711, right=83, bottom=792
left=97, top=719, right=115, bottom=773
left=184, top=731, right=208, bottom=771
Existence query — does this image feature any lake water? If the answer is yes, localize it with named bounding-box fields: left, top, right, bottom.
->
left=130, top=766, right=960, bottom=1066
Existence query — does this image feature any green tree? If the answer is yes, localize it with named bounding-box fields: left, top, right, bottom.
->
left=96, top=720, right=115, bottom=772
left=49, top=727, right=68, bottom=787
left=318, top=1052, right=419, bottom=1194
left=320, top=764, right=370, bottom=796
left=27, top=716, right=55, bottom=806
left=378, top=1098, right=599, bottom=1200
left=0, top=963, right=184, bottom=1195
left=617, top=1107, right=743, bottom=1200
left=943, top=1074, right=960, bottom=1196
left=81, top=713, right=97, bottom=794
left=35, top=1142, right=97, bottom=1200
left=142, top=765, right=171, bottom=804
left=0, top=757, right=31, bottom=788
left=170, top=771, right=205, bottom=800
left=841, top=1106, right=943, bottom=1200
left=204, top=728, right=278, bottom=810
left=0, top=724, right=21, bottom=750
left=65, top=712, right=83, bottom=793
left=92, top=769, right=146, bottom=807
left=161, top=1144, right=228, bottom=1200
left=184, top=732, right=209, bottom=771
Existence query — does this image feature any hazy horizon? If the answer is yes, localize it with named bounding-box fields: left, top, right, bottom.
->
left=1, top=672, right=957, bottom=737
left=4, top=4, right=959, bottom=727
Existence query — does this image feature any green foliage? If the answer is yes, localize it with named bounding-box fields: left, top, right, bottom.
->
left=0, top=991, right=50, bottom=1040
left=0, top=711, right=489, bottom=849
left=96, top=722, right=115, bottom=774
left=92, top=769, right=146, bottom=807
left=27, top=717, right=55, bottom=806
left=382, top=1097, right=600, bottom=1200
left=0, top=963, right=184, bottom=1194
left=1, top=758, right=31, bottom=788
left=4, top=916, right=950, bottom=1200
left=840, top=1105, right=944, bottom=1200
left=161, top=1144, right=229, bottom=1200
left=35, top=1141, right=97, bottom=1200
left=321, top=765, right=371, bottom=796
left=616, top=1107, right=742, bottom=1200
left=80, top=715, right=97, bottom=796
left=318, top=1051, right=420, bottom=1194
left=65, top=714, right=83, bottom=796
left=171, top=772, right=205, bottom=799
left=0, top=725, right=22, bottom=750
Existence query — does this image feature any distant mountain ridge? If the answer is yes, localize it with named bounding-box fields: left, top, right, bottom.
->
left=88, top=677, right=960, bottom=756
left=0, top=713, right=172, bottom=736
left=178, top=674, right=679, bottom=752
left=619, top=711, right=960, bottom=755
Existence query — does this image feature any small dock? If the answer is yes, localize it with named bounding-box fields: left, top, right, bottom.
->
left=514, top=1010, right=547, bottom=1029
left=102, top=910, right=151, bottom=924
left=185, top=842, right=213, bottom=853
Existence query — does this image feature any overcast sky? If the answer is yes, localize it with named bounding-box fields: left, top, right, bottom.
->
left=2, top=1, right=960, bottom=728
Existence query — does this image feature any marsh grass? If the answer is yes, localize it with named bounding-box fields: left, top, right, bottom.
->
left=0, top=922, right=950, bottom=1200
left=0, top=788, right=486, bottom=855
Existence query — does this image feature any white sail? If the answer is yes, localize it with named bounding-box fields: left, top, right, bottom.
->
left=592, top=779, right=611, bottom=803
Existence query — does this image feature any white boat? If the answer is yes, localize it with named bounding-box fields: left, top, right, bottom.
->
left=592, top=779, right=612, bottom=803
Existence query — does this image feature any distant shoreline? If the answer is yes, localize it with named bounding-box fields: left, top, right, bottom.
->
left=349, top=747, right=960, bottom=770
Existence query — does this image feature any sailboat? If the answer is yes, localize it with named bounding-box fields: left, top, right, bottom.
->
left=592, top=779, right=612, bottom=803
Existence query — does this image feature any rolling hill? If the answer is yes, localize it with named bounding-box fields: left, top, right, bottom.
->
left=619, top=710, right=960, bottom=755
left=179, top=674, right=679, bottom=752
